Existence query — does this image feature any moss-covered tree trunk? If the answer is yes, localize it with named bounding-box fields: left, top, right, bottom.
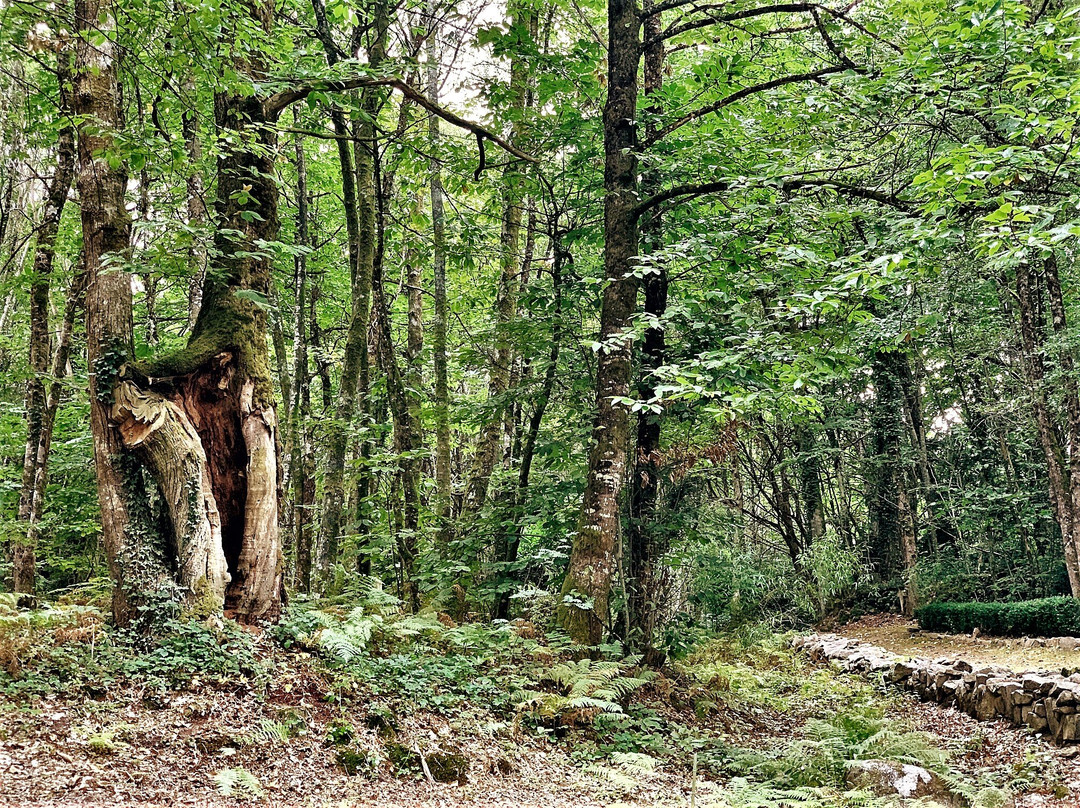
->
left=148, top=88, right=285, bottom=622
left=867, top=349, right=919, bottom=612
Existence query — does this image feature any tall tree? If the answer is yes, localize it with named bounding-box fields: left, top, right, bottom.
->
left=461, top=2, right=533, bottom=515
left=558, top=0, right=641, bottom=645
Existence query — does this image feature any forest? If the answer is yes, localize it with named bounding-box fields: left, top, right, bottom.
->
left=3, top=0, right=1080, bottom=804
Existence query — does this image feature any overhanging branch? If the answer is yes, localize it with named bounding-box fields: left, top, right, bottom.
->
left=641, top=65, right=846, bottom=148
left=264, top=78, right=536, bottom=163
left=632, top=176, right=912, bottom=220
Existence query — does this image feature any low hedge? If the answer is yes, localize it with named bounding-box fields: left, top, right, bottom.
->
left=915, top=597, right=1080, bottom=637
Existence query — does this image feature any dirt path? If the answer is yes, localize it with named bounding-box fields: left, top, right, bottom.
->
left=833, top=614, right=1080, bottom=673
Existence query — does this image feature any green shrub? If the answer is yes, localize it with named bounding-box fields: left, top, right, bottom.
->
left=915, top=597, right=1080, bottom=637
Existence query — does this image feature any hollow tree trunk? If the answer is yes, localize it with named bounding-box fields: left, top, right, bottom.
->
left=559, top=0, right=640, bottom=645
left=14, top=51, right=75, bottom=595
left=156, top=88, right=284, bottom=622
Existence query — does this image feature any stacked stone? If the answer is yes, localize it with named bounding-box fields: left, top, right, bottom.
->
left=791, top=634, right=1080, bottom=745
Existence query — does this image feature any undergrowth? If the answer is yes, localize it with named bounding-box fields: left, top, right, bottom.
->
left=0, top=597, right=265, bottom=697
left=0, top=593, right=1028, bottom=806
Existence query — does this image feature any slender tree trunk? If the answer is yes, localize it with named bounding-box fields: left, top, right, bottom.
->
left=405, top=191, right=424, bottom=443
left=494, top=233, right=567, bottom=620
left=1016, top=260, right=1080, bottom=595
left=559, top=0, right=640, bottom=645
left=1044, top=253, right=1080, bottom=582
left=427, top=16, right=453, bottom=541
left=310, top=0, right=379, bottom=581
left=14, top=53, right=75, bottom=595
left=292, top=127, right=314, bottom=593
left=22, top=263, right=87, bottom=596
left=372, top=248, right=420, bottom=610
left=461, top=3, right=532, bottom=515
left=309, top=275, right=333, bottom=412
left=268, top=279, right=292, bottom=433
left=182, top=79, right=207, bottom=332
left=794, top=424, right=826, bottom=544
left=371, top=92, right=421, bottom=611
left=867, top=350, right=903, bottom=582
left=626, top=2, right=667, bottom=655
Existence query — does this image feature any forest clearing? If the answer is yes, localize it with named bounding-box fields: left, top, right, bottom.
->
left=3, top=0, right=1080, bottom=803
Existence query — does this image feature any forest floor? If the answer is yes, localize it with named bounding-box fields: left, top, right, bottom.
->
left=1, top=603, right=1079, bottom=807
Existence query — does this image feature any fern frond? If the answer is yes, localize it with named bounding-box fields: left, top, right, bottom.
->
left=212, top=767, right=263, bottom=799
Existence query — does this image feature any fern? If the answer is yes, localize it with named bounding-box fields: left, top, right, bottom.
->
left=713, top=778, right=896, bottom=808
left=238, top=718, right=295, bottom=747
left=315, top=609, right=383, bottom=665
left=516, top=655, right=656, bottom=725
left=212, top=767, right=263, bottom=799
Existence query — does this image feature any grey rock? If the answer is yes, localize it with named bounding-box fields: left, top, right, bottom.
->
left=844, top=760, right=964, bottom=807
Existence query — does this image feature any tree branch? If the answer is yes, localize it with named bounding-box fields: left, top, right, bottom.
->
left=264, top=78, right=536, bottom=163
left=632, top=176, right=911, bottom=219
left=641, top=65, right=845, bottom=148
left=648, top=2, right=816, bottom=46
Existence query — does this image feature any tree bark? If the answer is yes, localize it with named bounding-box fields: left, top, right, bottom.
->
left=138, top=2, right=287, bottom=622
left=559, top=0, right=641, bottom=645
left=182, top=78, right=207, bottom=333
left=371, top=92, right=421, bottom=611
left=291, top=126, right=314, bottom=593
left=19, top=263, right=86, bottom=599
left=1044, top=252, right=1080, bottom=587
left=310, top=0, right=379, bottom=581
left=494, top=232, right=567, bottom=620
left=76, top=0, right=199, bottom=625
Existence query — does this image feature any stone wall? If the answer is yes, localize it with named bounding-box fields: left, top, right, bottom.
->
left=792, top=634, right=1080, bottom=745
